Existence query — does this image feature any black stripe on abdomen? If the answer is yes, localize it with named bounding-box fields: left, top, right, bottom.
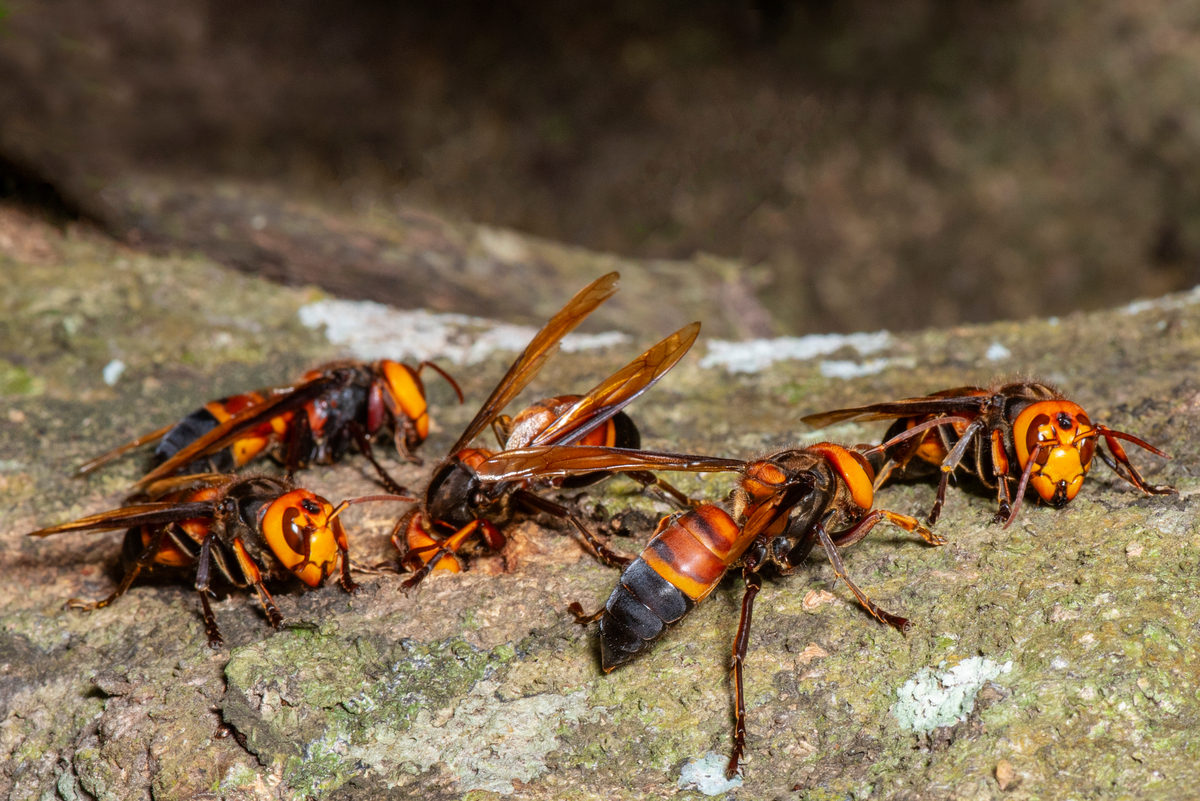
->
left=598, top=557, right=694, bottom=671
left=156, top=408, right=220, bottom=460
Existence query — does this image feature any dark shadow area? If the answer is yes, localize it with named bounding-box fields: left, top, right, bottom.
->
left=0, top=154, right=82, bottom=224
left=1, top=0, right=1196, bottom=333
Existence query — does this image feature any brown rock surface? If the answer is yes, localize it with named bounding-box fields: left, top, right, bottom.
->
left=2, top=207, right=1199, bottom=799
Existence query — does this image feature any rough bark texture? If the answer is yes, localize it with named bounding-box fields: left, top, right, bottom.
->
left=2, top=206, right=1198, bottom=800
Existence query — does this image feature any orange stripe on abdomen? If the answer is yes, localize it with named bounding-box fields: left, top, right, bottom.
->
left=577, top=419, right=618, bottom=447
left=204, top=392, right=266, bottom=424
left=679, top=504, right=745, bottom=561
left=639, top=506, right=747, bottom=602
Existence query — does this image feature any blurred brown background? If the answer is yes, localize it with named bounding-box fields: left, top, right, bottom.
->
left=2, top=0, right=1198, bottom=334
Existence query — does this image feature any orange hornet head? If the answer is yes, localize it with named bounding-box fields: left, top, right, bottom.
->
left=260, top=489, right=341, bottom=586
left=379, top=360, right=430, bottom=447
left=1013, top=401, right=1097, bottom=507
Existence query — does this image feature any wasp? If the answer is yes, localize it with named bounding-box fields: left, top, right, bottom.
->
left=75, top=359, right=463, bottom=495
left=398, top=271, right=700, bottom=590
left=473, top=441, right=944, bottom=777
left=801, top=380, right=1176, bottom=526
left=28, top=474, right=409, bottom=645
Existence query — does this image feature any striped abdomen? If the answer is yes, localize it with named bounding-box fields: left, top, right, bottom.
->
left=155, top=392, right=286, bottom=472
left=120, top=486, right=218, bottom=571
left=598, top=504, right=752, bottom=671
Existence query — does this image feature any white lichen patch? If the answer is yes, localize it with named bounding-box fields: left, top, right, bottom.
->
left=1122, top=283, right=1200, bottom=315
left=476, top=227, right=530, bottom=263
left=1148, top=507, right=1191, bottom=537
left=298, top=299, right=629, bottom=365
left=102, top=359, right=126, bottom=386
left=819, top=358, right=899, bottom=379
left=986, top=342, right=1012, bottom=361
left=699, top=331, right=891, bottom=374
left=677, top=752, right=743, bottom=796
left=892, top=657, right=1013, bottom=732
left=319, top=680, right=598, bottom=795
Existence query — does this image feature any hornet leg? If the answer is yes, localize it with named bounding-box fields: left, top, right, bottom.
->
left=68, top=526, right=170, bottom=612
left=831, top=509, right=946, bottom=549
left=513, top=489, right=633, bottom=569
left=349, top=421, right=410, bottom=495
left=726, top=559, right=763, bottom=779
left=231, top=538, right=284, bottom=629
left=815, top=521, right=910, bottom=632
left=194, top=534, right=224, bottom=647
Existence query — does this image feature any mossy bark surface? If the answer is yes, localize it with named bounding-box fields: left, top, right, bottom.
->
left=1, top=208, right=1198, bottom=800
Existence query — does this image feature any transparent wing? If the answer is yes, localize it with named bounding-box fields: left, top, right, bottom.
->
left=529, top=321, right=701, bottom=447
left=801, top=390, right=990, bottom=429
left=132, top=372, right=345, bottom=488
left=474, top=445, right=745, bottom=483
left=448, top=272, right=620, bottom=454
left=28, top=501, right=217, bottom=537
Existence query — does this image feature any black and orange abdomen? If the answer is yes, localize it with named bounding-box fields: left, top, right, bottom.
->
left=119, top=485, right=219, bottom=571
left=559, top=412, right=640, bottom=489
left=155, top=392, right=289, bottom=472
left=121, top=525, right=196, bottom=570
left=505, top=395, right=641, bottom=489
left=598, top=505, right=750, bottom=671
